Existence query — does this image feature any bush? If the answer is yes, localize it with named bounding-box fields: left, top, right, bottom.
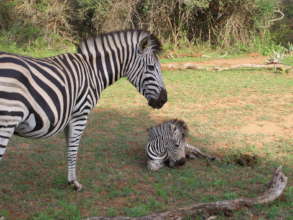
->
left=0, top=0, right=289, bottom=53
left=0, top=0, right=72, bottom=50
left=67, top=0, right=281, bottom=49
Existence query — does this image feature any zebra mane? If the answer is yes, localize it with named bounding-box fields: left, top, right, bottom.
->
left=77, top=30, right=162, bottom=55
left=144, top=32, right=162, bottom=54
left=148, top=119, right=189, bottom=140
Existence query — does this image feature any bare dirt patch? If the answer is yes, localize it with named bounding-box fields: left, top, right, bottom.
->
left=166, top=92, right=293, bottom=149
left=162, top=55, right=293, bottom=72
left=218, top=94, right=291, bottom=134
left=190, top=56, right=267, bottom=67
left=237, top=95, right=293, bottom=142
left=240, top=122, right=283, bottom=136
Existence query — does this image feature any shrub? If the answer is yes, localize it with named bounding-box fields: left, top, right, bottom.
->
left=0, top=0, right=289, bottom=53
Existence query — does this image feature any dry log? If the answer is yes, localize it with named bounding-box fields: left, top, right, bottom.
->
left=161, top=63, right=291, bottom=72
left=86, top=166, right=287, bottom=220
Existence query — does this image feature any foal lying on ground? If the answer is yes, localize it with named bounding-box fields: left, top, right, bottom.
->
left=145, top=119, right=216, bottom=171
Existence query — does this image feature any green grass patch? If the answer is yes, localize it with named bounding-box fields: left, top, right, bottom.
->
left=282, top=56, right=293, bottom=66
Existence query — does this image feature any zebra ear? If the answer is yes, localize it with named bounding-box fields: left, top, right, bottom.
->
left=138, top=36, right=149, bottom=54
left=146, top=126, right=153, bottom=133
left=170, top=124, right=177, bottom=133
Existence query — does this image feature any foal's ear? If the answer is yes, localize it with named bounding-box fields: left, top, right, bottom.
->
left=138, top=36, right=149, bottom=54
left=170, top=124, right=177, bottom=132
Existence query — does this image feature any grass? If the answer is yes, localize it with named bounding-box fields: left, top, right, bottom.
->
left=283, top=56, right=293, bottom=66
left=0, top=66, right=293, bottom=219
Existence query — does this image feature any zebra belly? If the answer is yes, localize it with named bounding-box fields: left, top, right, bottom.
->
left=14, top=113, right=65, bottom=138
left=14, top=113, right=41, bottom=137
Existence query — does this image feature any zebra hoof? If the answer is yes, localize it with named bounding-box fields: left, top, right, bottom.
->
left=68, top=180, right=83, bottom=192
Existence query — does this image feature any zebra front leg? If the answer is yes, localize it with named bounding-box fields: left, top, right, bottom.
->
left=0, top=144, right=7, bottom=161
left=67, top=145, right=83, bottom=191
left=0, top=125, right=16, bottom=161
left=65, top=120, right=87, bottom=191
left=147, top=159, right=165, bottom=171
left=185, top=143, right=217, bottom=161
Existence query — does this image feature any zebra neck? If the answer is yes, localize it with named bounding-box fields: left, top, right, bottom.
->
left=76, top=52, right=126, bottom=107
left=86, top=52, right=128, bottom=90
left=77, top=32, right=141, bottom=91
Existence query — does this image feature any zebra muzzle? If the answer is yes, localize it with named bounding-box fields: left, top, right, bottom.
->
left=148, top=88, right=167, bottom=109
left=174, top=158, right=186, bottom=167
left=166, top=158, right=186, bottom=168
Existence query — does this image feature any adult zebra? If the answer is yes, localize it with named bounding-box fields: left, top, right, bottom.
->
left=0, top=30, right=167, bottom=191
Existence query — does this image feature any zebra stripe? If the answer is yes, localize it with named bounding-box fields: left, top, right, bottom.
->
left=0, top=30, right=167, bottom=190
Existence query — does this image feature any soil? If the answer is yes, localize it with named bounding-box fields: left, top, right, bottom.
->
left=213, top=95, right=292, bottom=141
left=186, top=55, right=267, bottom=67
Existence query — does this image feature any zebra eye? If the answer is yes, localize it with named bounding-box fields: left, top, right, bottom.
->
left=175, top=143, right=180, bottom=148
left=147, top=65, right=155, bottom=71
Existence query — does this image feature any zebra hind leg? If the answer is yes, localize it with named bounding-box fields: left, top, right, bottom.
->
left=147, top=159, right=165, bottom=171
left=185, top=143, right=217, bottom=161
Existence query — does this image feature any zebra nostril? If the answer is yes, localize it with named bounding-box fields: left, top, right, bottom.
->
left=148, top=88, right=167, bottom=109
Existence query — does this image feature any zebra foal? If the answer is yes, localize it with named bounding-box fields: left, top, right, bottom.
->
left=145, top=119, right=216, bottom=171
left=0, top=30, right=167, bottom=191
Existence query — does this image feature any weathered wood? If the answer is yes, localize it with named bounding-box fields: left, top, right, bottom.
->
left=86, top=166, right=287, bottom=220
left=161, top=62, right=291, bottom=72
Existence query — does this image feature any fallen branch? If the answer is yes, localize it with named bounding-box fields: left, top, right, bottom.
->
left=86, top=166, right=287, bottom=220
left=161, top=63, right=292, bottom=72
